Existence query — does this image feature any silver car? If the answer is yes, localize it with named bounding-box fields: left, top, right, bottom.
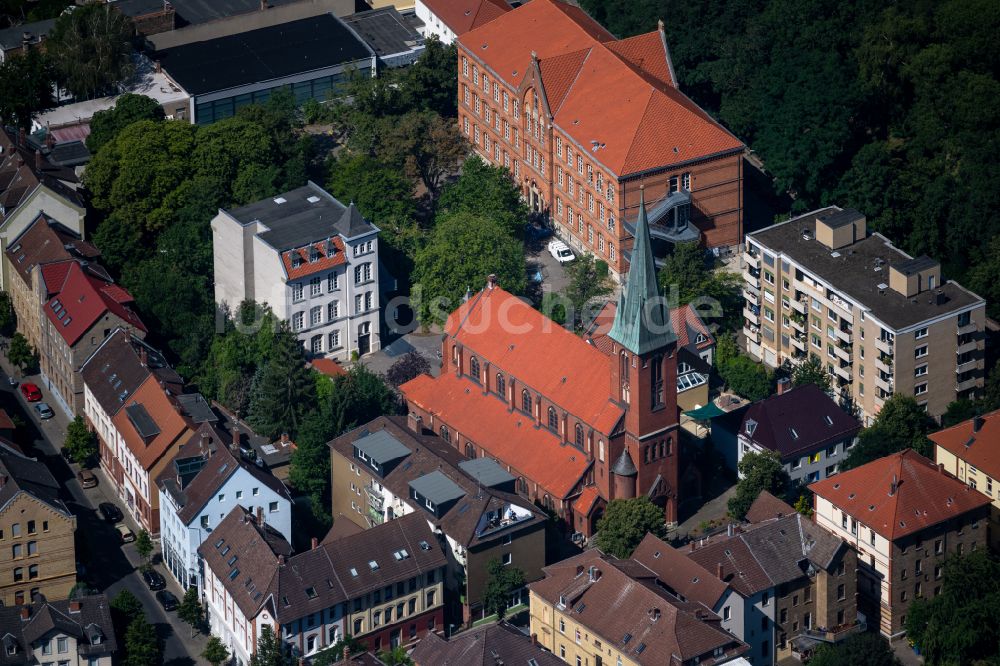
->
left=34, top=403, right=54, bottom=420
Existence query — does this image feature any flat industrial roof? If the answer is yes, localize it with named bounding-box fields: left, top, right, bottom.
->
left=341, top=7, right=423, bottom=58
left=156, top=13, right=373, bottom=96
left=749, top=208, right=983, bottom=331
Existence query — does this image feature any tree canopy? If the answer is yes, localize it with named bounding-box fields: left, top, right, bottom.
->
left=249, top=625, right=292, bottom=666
left=87, top=93, right=165, bottom=153
left=791, top=354, right=832, bottom=393
left=0, top=50, right=53, bottom=129
left=728, top=450, right=790, bottom=520
left=564, top=255, right=613, bottom=328
left=64, top=416, right=97, bottom=466
left=483, top=558, right=526, bottom=621
left=808, top=632, right=900, bottom=666
left=716, top=334, right=773, bottom=401
left=839, top=394, right=933, bottom=471
left=595, top=497, right=665, bottom=558
left=385, top=351, right=431, bottom=388
left=46, top=2, right=135, bottom=99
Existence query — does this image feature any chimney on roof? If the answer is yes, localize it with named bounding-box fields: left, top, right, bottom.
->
left=776, top=377, right=791, bottom=395
left=18, top=128, right=25, bottom=147
left=407, top=412, right=423, bottom=434
left=20, top=606, right=29, bottom=620
left=69, top=600, right=81, bottom=613
left=587, top=566, right=601, bottom=582
left=973, top=414, right=984, bottom=433
left=0, top=474, right=7, bottom=488
left=277, top=554, right=286, bottom=565
left=648, top=607, right=660, bottom=622
left=154, top=60, right=161, bottom=73
left=689, top=541, right=695, bottom=552
left=256, top=505, right=263, bottom=526
left=139, top=346, right=148, bottom=367
left=231, top=426, right=240, bottom=452
left=938, top=463, right=945, bottom=475
left=889, top=474, right=898, bottom=497
left=311, top=537, right=318, bottom=550
left=34, top=149, right=42, bottom=171
left=487, top=274, right=498, bottom=290
left=717, top=563, right=724, bottom=580
left=531, top=633, right=537, bottom=646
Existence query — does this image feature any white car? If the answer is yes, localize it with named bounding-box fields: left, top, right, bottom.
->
left=547, top=240, right=575, bottom=263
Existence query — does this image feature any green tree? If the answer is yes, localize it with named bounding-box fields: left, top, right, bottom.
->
left=658, top=241, right=708, bottom=306
left=110, top=589, right=143, bottom=640
left=135, top=529, right=153, bottom=569
left=564, top=255, right=613, bottom=328
left=64, top=416, right=97, bottom=466
left=46, top=2, right=135, bottom=99
left=246, top=322, right=316, bottom=440
left=87, top=94, right=165, bottom=153
left=249, top=625, right=292, bottom=666
left=0, top=49, right=53, bottom=129
left=594, top=497, right=665, bottom=558
left=312, top=635, right=365, bottom=666
left=941, top=399, right=978, bottom=428
left=7, top=332, right=36, bottom=373
left=793, top=493, right=814, bottom=517
left=906, top=550, right=1000, bottom=665
left=482, top=557, right=526, bottom=621
left=385, top=351, right=431, bottom=388
left=413, top=211, right=526, bottom=325
left=202, top=636, right=230, bottom=666
left=177, top=587, right=202, bottom=637
left=379, top=645, right=414, bottom=666
left=399, top=36, right=458, bottom=118
left=808, top=632, right=900, bottom=666
left=728, top=451, right=790, bottom=520
left=437, top=157, right=529, bottom=237
left=376, top=111, right=467, bottom=198
left=715, top=334, right=773, bottom=401
left=840, top=394, right=933, bottom=471
left=791, top=354, right=832, bottom=393
left=123, top=616, right=161, bottom=666
left=0, top=291, right=16, bottom=336
left=539, top=291, right=568, bottom=326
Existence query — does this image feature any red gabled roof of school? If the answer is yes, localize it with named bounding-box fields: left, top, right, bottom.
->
left=929, top=409, right=1000, bottom=480
left=809, top=449, right=992, bottom=541
left=443, top=286, right=623, bottom=435
left=402, top=372, right=590, bottom=499
left=43, top=261, right=145, bottom=347
left=460, top=0, right=743, bottom=176
left=422, top=0, right=511, bottom=36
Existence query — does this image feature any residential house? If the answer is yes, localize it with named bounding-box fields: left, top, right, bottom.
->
left=81, top=328, right=183, bottom=489
left=37, top=260, right=146, bottom=416
left=329, top=416, right=546, bottom=623
left=411, top=621, right=563, bottom=666
left=742, top=206, right=986, bottom=422
left=107, top=376, right=216, bottom=534
left=4, top=212, right=100, bottom=354
left=211, top=182, right=382, bottom=360
left=685, top=511, right=860, bottom=664
left=199, top=508, right=446, bottom=665
left=0, top=18, right=56, bottom=63
left=931, top=409, right=1000, bottom=550
left=157, top=422, right=291, bottom=590
left=744, top=490, right=795, bottom=524
left=0, top=441, right=76, bottom=607
left=529, top=548, right=750, bottom=666
left=457, top=0, right=745, bottom=279
left=0, top=129, right=85, bottom=292
left=734, top=384, right=861, bottom=483
left=403, top=194, right=683, bottom=538
left=0, top=595, right=116, bottom=665
left=414, top=0, right=510, bottom=44
left=810, top=449, right=991, bottom=638
left=155, top=14, right=375, bottom=125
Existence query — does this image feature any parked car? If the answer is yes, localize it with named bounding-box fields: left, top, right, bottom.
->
left=7, top=375, right=17, bottom=387
left=99, top=502, right=123, bottom=523
left=547, top=239, right=575, bottom=263
left=143, top=570, right=166, bottom=591
left=525, top=223, right=552, bottom=241
left=34, top=402, right=54, bottom=419
left=116, top=524, right=135, bottom=543
left=156, top=589, right=178, bottom=611
left=20, top=383, right=41, bottom=401
left=77, top=469, right=97, bottom=488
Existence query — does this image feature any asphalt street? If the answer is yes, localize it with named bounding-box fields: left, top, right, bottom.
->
left=0, top=359, right=205, bottom=665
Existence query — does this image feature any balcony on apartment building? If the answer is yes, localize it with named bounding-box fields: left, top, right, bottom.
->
left=956, top=373, right=980, bottom=393
left=743, top=248, right=761, bottom=269
left=790, top=312, right=806, bottom=333
left=833, top=363, right=852, bottom=382
left=833, top=340, right=852, bottom=363
left=875, top=372, right=894, bottom=394
left=957, top=321, right=978, bottom=336
left=791, top=620, right=867, bottom=661
left=744, top=304, right=761, bottom=326
left=875, top=353, right=893, bottom=375
left=875, top=337, right=894, bottom=357
left=956, top=337, right=980, bottom=356
left=835, top=324, right=853, bottom=345
left=956, top=357, right=983, bottom=374
left=790, top=333, right=807, bottom=352
left=743, top=265, right=761, bottom=288
left=744, top=323, right=761, bottom=343
left=790, top=294, right=808, bottom=315
left=743, top=283, right=761, bottom=303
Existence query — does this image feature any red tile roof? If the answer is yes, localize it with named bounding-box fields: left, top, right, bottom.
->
left=587, top=301, right=713, bottom=354
left=930, top=409, right=1000, bottom=480
left=112, top=376, right=192, bottom=471
left=572, top=485, right=601, bottom=516
left=310, top=358, right=347, bottom=378
left=744, top=490, right=795, bottom=524
left=5, top=212, right=99, bottom=286
left=402, top=372, right=589, bottom=499
left=280, top=236, right=346, bottom=280
left=631, top=533, right=728, bottom=610
left=442, top=286, right=623, bottom=435
left=422, top=0, right=511, bottom=36
left=460, top=0, right=743, bottom=176
left=809, top=449, right=992, bottom=541
left=43, top=261, right=145, bottom=347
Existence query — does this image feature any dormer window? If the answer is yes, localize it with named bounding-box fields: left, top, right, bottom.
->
left=291, top=253, right=302, bottom=268
left=745, top=419, right=757, bottom=437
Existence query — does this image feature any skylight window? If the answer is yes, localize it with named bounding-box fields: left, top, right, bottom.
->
left=229, top=569, right=240, bottom=581
left=349, top=567, right=358, bottom=577
left=307, top=196, right=321, bottom=203
left=393, top=549, right=409, bottom=561
left=418, top=540, right=431, bottom=551
left=824, top=415, right=834, bottom=426
left=273, top=197, right=287, bottom=204
left=368, top=560, right=379, bottom=571
left=214, top=539, right=224, bottom=548
left=228, top=555, right=238, bottom=566
left=305, top=587, right=317, bottom=599
left=789, top=428, right=799, bottom=440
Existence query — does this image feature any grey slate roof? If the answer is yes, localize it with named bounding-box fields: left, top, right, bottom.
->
left=354, top=430, right=411, bottom=465
left=409, top=470, right=466, bottom=505
left=740, top=384, right=861, bottom=460
left=225, top=182, right=377, bottom=251
left=457, top=457, right=514, bottom=488
left=607, top=189, right=676, bottom=355
left=0, top=441, right=71, bottom=518
left=611, top=449, right=637, bottom=477
left=175, top=392, right=218, bottom=423
left=410, top=621, right=564, bottom=666
left=0, top=18, right=56, bottom=51
left=0, top=595, right=115, bottom=664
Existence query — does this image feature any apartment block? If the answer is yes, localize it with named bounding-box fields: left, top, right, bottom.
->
left=743, top=206, right=986, bottom=423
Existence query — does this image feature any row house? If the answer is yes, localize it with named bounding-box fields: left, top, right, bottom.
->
left=329, top=415, right=546, bottom=624
left=0, top=441, right=76, bottom=607
left=199, top=507, right=446, bottom=665
left=742, top=206, right=986, bottom=422
left=37, top=260, right=146, bottom=416
left=529, top=548, right=750, bottom=666
left=0, top=128, right=85, bottom=292
left=157, top=422, right=291, bottom=590
left=403, top=194, right=681, bottom=536
left=412, top=621, right=564, bottom=666
left=931, top=409, right=1000, bottom=550
left=809, top=449, right=991, bottom=638
left=4, top=212, right=99, bottom=354
left=0, top=595, right=116, bottom=665
left=212, top=182, right=381, bottom=360
left=457, top=0, right=745, bottom=280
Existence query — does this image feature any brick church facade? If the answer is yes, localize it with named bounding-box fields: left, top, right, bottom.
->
left=402, top=193, right=680, bottom=537
left=456, top=0, right=746, bottom=280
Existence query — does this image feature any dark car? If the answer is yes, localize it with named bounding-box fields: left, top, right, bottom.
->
left=20, top=383, right=41, bottom=401
left=98, top=502, right=123, bottom=524
left=156, top=589, right=178, bottom=611
left=143, top=570, right=166, bottom=591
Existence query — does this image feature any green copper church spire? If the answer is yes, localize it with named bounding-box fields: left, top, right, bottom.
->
left=607, top=188, right=676, bottom=355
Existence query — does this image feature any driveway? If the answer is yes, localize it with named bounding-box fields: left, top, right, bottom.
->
left=362, top=331, right=443, bottom=378
left=0, top=357, right=205, bottom=665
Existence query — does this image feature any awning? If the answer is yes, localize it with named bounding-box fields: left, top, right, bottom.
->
left=683, top=403, right=727, bottom=420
